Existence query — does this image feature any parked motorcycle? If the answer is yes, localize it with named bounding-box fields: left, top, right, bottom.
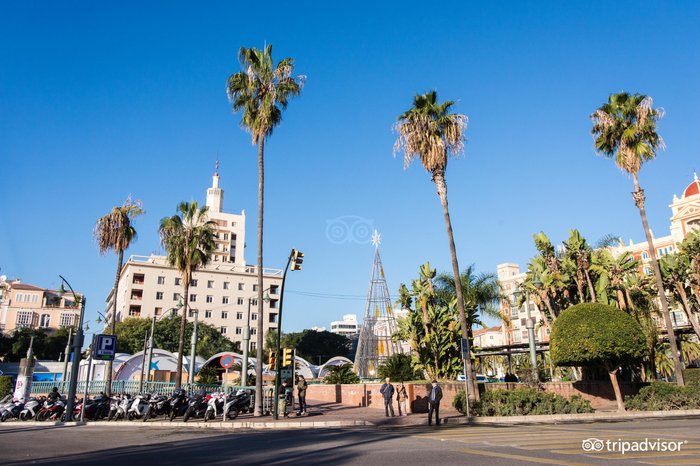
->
left=182, top=390, right=209, bottom=422
left=127, top=394, right=151, bottom=421
left=224, top=389, right=252, bottom=420
left=36, top=398, right=66, bottom=421
left=204, top=392, right=226, bottom=422
left=168, top=389, right=188, bottom=422
left=1, top=399, right=25, bottom=422
left=19, top=396, right=43, bottom=421
left=75, top=394, right=110, bottom=421
left=145, top=393, right=170, bottom=420
left=108, top=395, right=131, bottom=421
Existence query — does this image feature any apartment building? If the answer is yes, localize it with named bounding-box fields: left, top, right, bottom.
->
left=103, top=170, right=282, bottom=351
left=0, top=277, right=80, bottom=334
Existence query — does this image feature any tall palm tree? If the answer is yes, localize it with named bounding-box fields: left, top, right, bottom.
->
left=159, top=201, right=216, bottom=388
left=591, top=92, right=684, bottom=385
left=226, top=44, right=304, bottom=415
left=393, top=90, right=479, bottom=400
left=94, top=197, right=144, bottom=396
left=660, top=254, right=700, bottom=338
left=562, top=229, right=596, bottom=303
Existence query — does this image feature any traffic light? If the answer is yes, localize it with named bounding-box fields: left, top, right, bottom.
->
left=291, top=249, right=304, bottom=271
left=282, top=347, right=294, bottom=367
left=268, top=350, right=276, bottom=368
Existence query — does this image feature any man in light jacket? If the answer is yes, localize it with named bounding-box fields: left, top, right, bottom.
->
left=379, top=377, right=395, bottom=417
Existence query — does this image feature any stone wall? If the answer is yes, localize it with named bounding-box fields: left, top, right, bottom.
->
left=307, top=380, right=648, bottom=413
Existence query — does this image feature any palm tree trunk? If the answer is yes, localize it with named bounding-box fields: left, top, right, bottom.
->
left=575, top=273, right=585, bottom=303
left=584, top=270, right=597, bottom=302
left=616, top=289, right=627, bottom=311
left=105, top=248, right=124, bottom=397
left=624, top=289, right=634, bottom=313
left=607, top=364, right=626, bottom=412
left=433, top=171, right=479, bottom=401
left=175, top=277, right=189, bottom=389
left=542, top=294, right=557, bottom=321
left=632, top=173, right=685, bottom=385
left=254, top=135, right=265, bottom=417
left=677, top=285, right=700, bottom=339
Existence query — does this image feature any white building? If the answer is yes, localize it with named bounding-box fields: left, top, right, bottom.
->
left=329, top=314, right=359, bottom=336
left=104, top=170, right=283, bottom=351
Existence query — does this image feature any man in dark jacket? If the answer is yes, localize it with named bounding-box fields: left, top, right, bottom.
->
left=379, top=377, right=395, bottom=417
left=428, top=380, right=443, bottom=426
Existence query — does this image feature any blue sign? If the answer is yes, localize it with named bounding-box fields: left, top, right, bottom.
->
left=95, top=334, right=117, bottom=361
left=461, top=338, right=469, bottom=359
left=220, top=354, right=234, bottom=369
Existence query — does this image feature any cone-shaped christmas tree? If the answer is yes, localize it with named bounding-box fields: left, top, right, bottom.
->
left=354, top=230, right=402, bottom=378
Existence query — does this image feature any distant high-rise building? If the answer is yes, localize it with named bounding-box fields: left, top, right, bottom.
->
left=104, top=167, right=282, bottom=351
left=330, top=314, right=359, bottom=336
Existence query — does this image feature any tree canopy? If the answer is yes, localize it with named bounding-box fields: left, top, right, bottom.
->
left=0, top=328, right=71, bottom=362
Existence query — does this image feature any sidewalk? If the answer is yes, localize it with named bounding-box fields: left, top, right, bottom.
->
left=5, top=400, right=700, bottom=430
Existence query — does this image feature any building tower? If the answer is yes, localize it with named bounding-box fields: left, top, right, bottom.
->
left=354, top=231, right=402, bottom=378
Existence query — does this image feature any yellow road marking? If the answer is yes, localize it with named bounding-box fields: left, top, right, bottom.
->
left=455, top=448, right=589, bottom=465
left=639, top=458, right=700, bottom=465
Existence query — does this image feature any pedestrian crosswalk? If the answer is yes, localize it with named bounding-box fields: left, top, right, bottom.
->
left=407, top=423, right=700, bottom=465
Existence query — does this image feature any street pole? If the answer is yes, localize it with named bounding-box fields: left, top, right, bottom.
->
left=62, top=327, right=72, bottom=390
left=139, top=330, right=148, bottom=393
left=81, top=334, right=96, bottom=422
left=525, top=292, right=538, bottom=383
left=188, top=309, right=198, bottom=385
left=61, top=275, right=86, bottom=422
left=146, top=316, right=156, bottom=385
left=242, top=299, right=252, bottom=387
left=273, top=251, right=294, bottom=421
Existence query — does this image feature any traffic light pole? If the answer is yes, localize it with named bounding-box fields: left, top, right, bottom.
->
left=273, top=250, right=294, bottom=420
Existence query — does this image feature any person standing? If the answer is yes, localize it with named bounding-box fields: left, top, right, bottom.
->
left=379, top=377, right=395, bottom=417
left=297, top=374, right=308, bottom=415
left=428, top=380, right=443, bottom=426
left=396, top=382, right=408, bottom=416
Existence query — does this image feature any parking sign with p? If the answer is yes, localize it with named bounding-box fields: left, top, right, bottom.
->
left=95, top=334, right=117, bottom=361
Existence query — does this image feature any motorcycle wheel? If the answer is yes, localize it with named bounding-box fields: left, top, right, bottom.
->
left=36, top=411, right=47, bottom=422
left=19, top=412, right=28, bottom=421
left=108, top=411, right=115, bottom=421
left=0, top=413, right=6, bottom=422
left=227, top=407, right=239, bottom=420
left=182, top=407, right=192, bottom=423
left=204, top=410, right=213, bottom=422
left=169, top=410, right=177, bottom=422
left=127, top=411, right=136, bottom=421
left=142, top=411, right=150, bottom=422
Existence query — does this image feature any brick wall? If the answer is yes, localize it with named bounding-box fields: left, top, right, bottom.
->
left=308, top=380, right=648, bottom=413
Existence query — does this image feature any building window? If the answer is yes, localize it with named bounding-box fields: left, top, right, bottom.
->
left=269, top=313, right=277, bottom=324
left=644, top=267, right=652, bottom=275
left=251, top=299, right=258, bottom=306
left=250, top=342, right=256, bottom=351
left=223, top=233, right=229, bottom=240
left=207, top=280, right=214, bottom=289
left=252, top=313, right=257, bottom=321
left=270, top=285, right=279, bottom=295
left=235, top=327, right=242, bottom=335
left=269, top=299, right=279, bottom=309
left=222, top=311, right=228, bottom=319
left=205, top=310, right=212, bottom=318
left=253, top=284, right=258, bottom=291
left=220, top=326, right=227, bottom=335
left=157, top=276, right=165, bottom=285
left=156, top=292, right=164, bottom=300
left=642, top=251, right=649, bottom=260
left=237, top=298, right=244, bottom=305
left=236, top=312, right=243, bottom=320
left=173, top=293, right=181, bottom=301
left=39, top=314, right=51, bottom=328
left=189, top=309, right=196, bottom=318
left=129, top=306, right=141, bottom=317
left=222, top=296, right=229, bottom=304
left=175, top=278, right=181, bottom=286
left=251, top=328, right=257, bottom=335
left=190, top=279, right=198, bottom=287
left=223, top=282, right=230, bottom=290
left=155, top=307, right=162, bottom=316
left=206, top=295, right=213, bottom=303
left=133, top=274, right=145, bottom=285
left=59, top=313, right=75, bottom=327
left=238, top=283, right=244, bottom=291
left=190, top=294, right=197, bottom=302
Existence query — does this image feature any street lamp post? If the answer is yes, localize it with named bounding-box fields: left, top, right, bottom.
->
left=146, top=302, right=182, bottom=389
left=59, top=275, right=86, bottom=422
left=188, top=309, right=199, bottom=385
left=242, top=298, right=253, bottom=387
left=516, top=287, right=539, bottom=383
left=61, top=327, right=73, bottom=389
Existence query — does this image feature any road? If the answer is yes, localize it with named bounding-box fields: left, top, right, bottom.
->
left=0, top=418, right=699, bottom=465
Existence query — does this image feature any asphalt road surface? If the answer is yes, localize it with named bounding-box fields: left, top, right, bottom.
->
left=1, top=418, right=699, bottom=465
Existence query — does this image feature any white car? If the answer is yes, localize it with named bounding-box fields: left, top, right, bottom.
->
left=457, top=374, right=488, bottom=382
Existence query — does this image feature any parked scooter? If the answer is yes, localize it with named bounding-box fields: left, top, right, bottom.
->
left=36, top=398, right=66, bottom=421
left=224, top=389, right=252, bottom=420
left=75, top=394, right=111, bottom=421
left=203, top=392, right=226, bottom=421
left=127, top=394, right=151, bottom=421
left=146, top=393, right=170, bottom=420
left=0, top=399, right=25, bottom=422
left=168, top=389, right=188, bottom=422
left=182, top=390, right=209, bottom=422
left=19, top=396, right=43, bottom=421
left=108, top=394, right=131, bottom=421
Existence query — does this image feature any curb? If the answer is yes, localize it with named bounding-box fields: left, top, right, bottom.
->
left=447, top=409, right=700, bottom=425
left=4, top=419, right=373, bottom=429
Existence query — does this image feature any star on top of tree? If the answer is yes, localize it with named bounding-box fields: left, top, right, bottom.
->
left=371, top=230, right=381, bottom=248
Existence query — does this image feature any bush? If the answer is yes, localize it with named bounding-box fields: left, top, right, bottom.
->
left=378, top=354, right=418, bottom=382
left=324, top=364, right=360, bottom=384
left=453, top=388, right=593, bottom=416
left=683, top=368, right=700, bottom=385
left=625, top=381, right=700, bottom=411
left=0, top=376, right=13, bottom=398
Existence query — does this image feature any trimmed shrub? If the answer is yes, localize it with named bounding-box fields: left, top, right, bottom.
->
left=453, top=388, right=593, bottom=416
left=378, top=353, right=418, bottom=382
left=683, top=368, right=700, bottom=385
left=625, top=381, right=700, bottom=411
left=0, top=376, right=13, bottom=398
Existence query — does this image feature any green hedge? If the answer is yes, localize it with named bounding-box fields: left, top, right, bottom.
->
left=683, top=368, right=700, bottom=385
left=625, top=381, right=700, bottom=411
left=0, top=376, right=13, bottom=398
left=453, top=388, right=593, bottom=416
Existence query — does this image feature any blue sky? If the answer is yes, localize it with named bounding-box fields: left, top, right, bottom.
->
left=2, top=1, right=699, bottom=334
